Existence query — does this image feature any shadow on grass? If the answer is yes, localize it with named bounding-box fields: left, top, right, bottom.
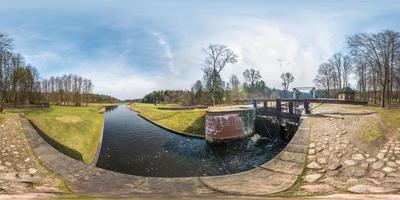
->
left=152, top=111, right=180, bottom=121
left=28, top=120, right=83, bottom=162
left=322, top=111, right=377, bottom=115
left=308, top=112, right=377, bottom=119
left=184, top=115, right=205, bottom=136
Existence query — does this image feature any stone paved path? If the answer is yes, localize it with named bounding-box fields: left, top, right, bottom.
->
left=0, top=113, right=61, bottom=194
left=6, top=104, right=400, bottom=198
left=21, top=113, right=309, bottom=197
left=301, top=104, right=400, bottom=194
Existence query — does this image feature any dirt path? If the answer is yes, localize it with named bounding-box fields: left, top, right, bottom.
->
left=297, top=104, right=400, bottom=194
left=0, top=113, right=62, bottom=194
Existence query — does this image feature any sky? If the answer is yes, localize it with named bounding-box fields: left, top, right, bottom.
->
left=1, top=0, right=400, bottom=100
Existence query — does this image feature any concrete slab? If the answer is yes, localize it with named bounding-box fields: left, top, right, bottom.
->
left=284, top=143, right=308, bottom=154
left=20, top=113, right=310, bottom=197
left=200, top=167, right=297, bottom=195
left=261, top=158, right=305, bottom=175
left=279, top=151, right=307, bottom=163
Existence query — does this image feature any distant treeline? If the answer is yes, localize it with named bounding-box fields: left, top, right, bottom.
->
left=142, top=45, right=300, bottom=106
left=142, top=87, right=301, bottom=105
left=87, top=93, right=119, bottom=103
left=40, top=74, right=94, bottom=106
left=0, top=32, right=118, bottom=107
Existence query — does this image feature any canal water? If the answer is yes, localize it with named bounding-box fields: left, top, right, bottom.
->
left=96, top=104, right=286, bottom=177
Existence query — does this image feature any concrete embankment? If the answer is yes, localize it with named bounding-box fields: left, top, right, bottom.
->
left=21, top=111, right=310, bottom=197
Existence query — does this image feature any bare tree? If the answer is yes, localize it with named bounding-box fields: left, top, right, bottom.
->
left=328, top=53, right=353, bottom=89
left=347, top=30, right=400, bottom=107
left=202, top=44, right=238, bottom=105
left=329, top=53, right=343, bottom=90
left=243, top=68, right=262, bottom=98
left=280, top=72, right=295, bottom=91
left=314, top=63, right=335, bottom=97
left=229, top=74, right=240, bottom=89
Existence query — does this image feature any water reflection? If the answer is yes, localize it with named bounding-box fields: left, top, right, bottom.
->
left=96, top=104, right=286, bottom=177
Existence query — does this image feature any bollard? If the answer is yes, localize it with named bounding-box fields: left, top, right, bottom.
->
left=289, top=101, right=293, bottom=115
left=304, top=102, right=310, bottom=114
left=276, top=98, right=281, bottom=112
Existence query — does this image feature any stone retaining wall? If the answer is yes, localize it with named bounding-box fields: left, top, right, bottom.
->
left=21, top=114, right=310, bottom=197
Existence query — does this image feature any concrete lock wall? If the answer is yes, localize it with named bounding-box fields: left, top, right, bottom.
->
left=205, top=108, right=255, bottom=143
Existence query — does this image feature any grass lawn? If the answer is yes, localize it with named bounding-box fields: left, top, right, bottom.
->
left=129, top=103, right=206, bottom=136
left=0, top=112, right=4, bottom=125
left=354, top=105, right=400, bottom=144
left=24, top=105, right=105, bottom=164
left=377, top=108, right=400, bottom=135
left=358, top=120, right=384, bottom=143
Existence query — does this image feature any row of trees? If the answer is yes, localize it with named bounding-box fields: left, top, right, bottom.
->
left=314, top=52, right=353, bottom=97
left=40, top=74, right=94, bottom=106
left=143, top=44, right=297, bottom=105
left=0, top=33, right=42, bottom=107
left=142, top=90, right=193, bottom=105
left=314, top=30, right=400, bottom=108
left=349, top=30, right=400, bottom=108
left=0, top=32, right=118, bottom=107
left=199, top=44, right=295, bottom=105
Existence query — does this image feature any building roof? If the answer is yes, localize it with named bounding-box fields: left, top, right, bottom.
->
left=338, top=87, right=355, bottom=94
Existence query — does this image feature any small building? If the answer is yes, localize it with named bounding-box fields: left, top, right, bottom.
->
left=338, top=87, right=355, bottom=101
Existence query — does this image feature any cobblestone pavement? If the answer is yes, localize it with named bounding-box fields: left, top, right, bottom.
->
left=301, top=104, right=400, bottom=194
left=0, top=113, right=61, bottom=194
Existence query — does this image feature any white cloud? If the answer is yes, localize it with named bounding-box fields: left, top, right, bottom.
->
left=5, top=1, right=398, bottom=99
left=170, top=16, right=347, bottom=90
left=72, top=60, right=158, bottom=100
left=22, top=51, right=61, bottom=69
left=150, top=31, right=177, bottom=75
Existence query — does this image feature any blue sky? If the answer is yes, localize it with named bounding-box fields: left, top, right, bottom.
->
left=1, top=0, right=400, bottom=99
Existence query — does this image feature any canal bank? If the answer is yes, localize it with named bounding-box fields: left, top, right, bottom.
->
left=137, top=112, right=204, bottom=138
left=128, top=103, right=205, bottom=137
left=96, top=105, right=287, bottom=177
left=20, top=105, right=310, bottom=197
left=90, top=109, right=106, bottom=166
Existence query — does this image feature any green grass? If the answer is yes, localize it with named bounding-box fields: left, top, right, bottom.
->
left=378, top=109, right=400, bottom=133
left=0, top=112, right=4, bottom=125
left=24, top=105, right=104, bottom=164
left=359, top=121, right=384, bottom=143
left=129, top=103, right=206, bottom=136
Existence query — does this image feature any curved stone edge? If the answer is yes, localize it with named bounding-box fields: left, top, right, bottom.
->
left=90, top=112, right=105, bottom=166
left=200, top=116, right=310, bottom=196
left=21, top=116, right=142, bottom=194
left=21, top=111, right=309, bottom=197
left=20, top=115, right=219, bottom=196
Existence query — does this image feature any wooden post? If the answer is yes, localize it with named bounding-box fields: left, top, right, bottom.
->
left=263, top=101, right=268, bottom=109
left=304, top=102, right=310, bottom=114
left=276, top=99, right=282, bottom=133
left=289, top=101, right=293, bottom=115
left=276, top=98, right=281, bottom=112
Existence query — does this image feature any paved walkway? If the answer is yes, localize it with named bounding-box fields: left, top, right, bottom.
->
left=300, top=104, right=400, bottom=194
left=0, top=113, right=61, bottom=194
left=21, top=113, right=309, bottom=198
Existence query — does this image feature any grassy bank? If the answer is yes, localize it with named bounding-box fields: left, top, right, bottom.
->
left=0, top=113, right=4, bottom=125
left=24, top=105, right=105, bottom=164
left=129, top=103, right=206, bottom=136
left=358, top=120, right=384, bottom=143
left=355, top=105, right=400, bottom=143
left=378, top=109, right=400, bottom=132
